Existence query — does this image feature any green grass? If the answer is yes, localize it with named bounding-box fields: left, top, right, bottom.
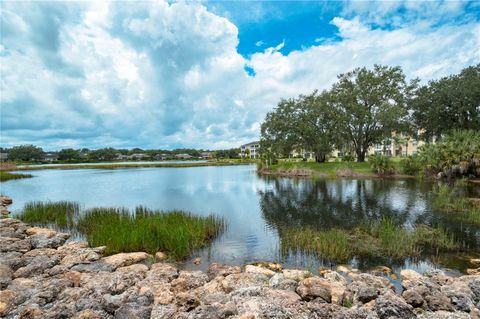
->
left=17, top=201, right=79, bottom=228
left=76, top=206, right=225, bottom=258
left=16, top=201, right=225, bottom=259
left=0, top=171, right=33, bottom=182
left=432, top=185, right=480, bottom=225
left=263, top=161, right=374, bottom=177
left=280, top=218, right=458, bottom=262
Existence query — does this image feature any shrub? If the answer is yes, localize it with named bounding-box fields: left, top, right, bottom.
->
left=342, top=154, right=355, bottom=162
left=368, top=154, right=395, bottom=175
left=400, top=156, right=422, bottom=175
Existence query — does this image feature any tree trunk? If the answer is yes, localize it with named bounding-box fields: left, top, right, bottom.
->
left=356, top=149, right=365, bottom=162
left=315, top=153, right=326, bottom=163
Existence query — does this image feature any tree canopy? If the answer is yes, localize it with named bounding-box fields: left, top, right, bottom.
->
left=7, top=145, right=44, bottom=162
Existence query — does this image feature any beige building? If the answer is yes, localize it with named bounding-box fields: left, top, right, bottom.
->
left=240, top=141, right=261, bottom=159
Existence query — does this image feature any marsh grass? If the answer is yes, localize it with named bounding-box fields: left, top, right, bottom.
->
left=280, top=218, right=458, bottom=262
left=18, top=201, right=79, bottom=228
left=0, top=171, right=33, bottom=182
left=76, top=206, right=225, bottom=258
left=433, top=184, right=480, bottom=225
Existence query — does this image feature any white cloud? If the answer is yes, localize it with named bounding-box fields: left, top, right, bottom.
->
left=0, top=1, right=478, bottom=150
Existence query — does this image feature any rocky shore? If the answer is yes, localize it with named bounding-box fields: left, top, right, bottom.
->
left=1, top=216, right=480, bottom=318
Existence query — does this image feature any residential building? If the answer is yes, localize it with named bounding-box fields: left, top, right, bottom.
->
left=43, top=152, right=59, bottom=162
left=0, top=153, right=8, bottom=161
left=175, top=153, right=193, bottom=159
left=129, top=153, right=149, bottom=160
left=240, top=141, right=260, bottom=159
left=200, top=152, right=214, bottom=159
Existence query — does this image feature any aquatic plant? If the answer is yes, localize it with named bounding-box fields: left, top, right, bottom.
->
left=280, top=218, right=459, bottom=262
left=0, top=171, right=33, bottom=182
left=18, top=201, right=79, bottom=228
left=76, top=206, right=225, bottom=258
left=432, top=184, right=480, bottom=225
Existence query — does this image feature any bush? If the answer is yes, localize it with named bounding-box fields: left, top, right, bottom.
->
left=400, top=156, right=422, bottom=175
left=368, top=154, right=395, bottom=175
left=342, top=154, right=355, bottom=162
left=417, top=130, right=480, bottom=178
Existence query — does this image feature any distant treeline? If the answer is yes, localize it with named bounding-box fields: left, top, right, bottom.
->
left=0, top=145, right=241, bottom=163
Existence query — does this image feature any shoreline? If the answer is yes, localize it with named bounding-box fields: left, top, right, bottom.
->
left=257, top=167, right=417, bottom=179
left=1, top=216, right=479, bottom=318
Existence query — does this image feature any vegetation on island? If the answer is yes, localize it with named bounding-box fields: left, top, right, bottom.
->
left=280, top=218, right=458, bottom=262
left=0, top=171, right=33, bottom=182
left=17, top=201, right=225, bottom=258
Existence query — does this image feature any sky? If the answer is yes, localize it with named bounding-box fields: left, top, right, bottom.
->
left=1, top=0, right=479, bottom=150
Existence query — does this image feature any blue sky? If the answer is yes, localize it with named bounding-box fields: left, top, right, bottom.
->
left=1, top=1, right=479, bottom=150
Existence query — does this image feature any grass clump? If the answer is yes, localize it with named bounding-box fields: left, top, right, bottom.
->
left=18, top=201, right=79, bottom=228
left=0, top=171, right=33, bottom=182
left=76, top=206, right=225, bottom=258
left=432, top=184, right=480, bottom=225
left=280, top=218, right=458, bottom=262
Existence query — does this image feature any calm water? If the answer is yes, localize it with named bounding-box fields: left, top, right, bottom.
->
left=2, top=165, right=479, bottom=275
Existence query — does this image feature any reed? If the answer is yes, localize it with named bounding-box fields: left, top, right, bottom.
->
left=17, top=201, right=79, bottom=228
left=76, top=206, right=225, bottom=258
left=280, top=218, right=459, bottom=261
left=432, top=184, right=480, bottom=225
left=0, top=171, right=33, bottom=182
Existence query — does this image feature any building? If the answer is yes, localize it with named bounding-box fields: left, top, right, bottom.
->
left=0, top=153, right=8, bottom=161
left=175, top=154, right=193, bottom=159
left=240, top=141, right=260, bottom=159
left=200, top=152, right=214, bottom=159
left=43, top=152, right=59, bottom=162
left=154, top=154, right=170, bottom=160
left=129, top=153, right=149, bottom=160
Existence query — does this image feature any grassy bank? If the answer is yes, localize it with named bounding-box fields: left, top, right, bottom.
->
left=0, top=171, right=33, bottom=182
left=280, top=218, right=458, bottom=262
left=13, top=161, right=255, bottom=171
left=260, top=161, right=378, bottom=177
left=16, top=201, right=225, bottom=259
left=433, top=185, right=480, bottom=225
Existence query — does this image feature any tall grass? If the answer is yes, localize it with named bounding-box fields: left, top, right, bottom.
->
left=18, top=201, right=79, bottom=228
left=432, top=184, right=480, bottom=225
left=0, top=171, right=33, bottom=182
left=280, top=218, right=459, bottom=262
left=76, top=206, right=225, bottom=258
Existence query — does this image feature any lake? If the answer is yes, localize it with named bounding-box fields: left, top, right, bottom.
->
left=2, top=165, right=479, bottom=275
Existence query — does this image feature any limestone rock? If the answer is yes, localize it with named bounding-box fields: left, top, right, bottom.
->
left=101, top=252, right=151, bottom=269
left=245, top=264, right=276, bottom=277
left=282, top=269, right=312, bottom=281
left=297, top=277, right=332, bottom=302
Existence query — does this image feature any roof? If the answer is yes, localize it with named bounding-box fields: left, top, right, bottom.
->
left=240, top=141, right=260, bottom=148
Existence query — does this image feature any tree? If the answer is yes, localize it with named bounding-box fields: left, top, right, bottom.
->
left=88, top=148, right=117, bottom=161
left=261, top=91, right=337, bottom=162
left=411, top=64, right=480, bottom=141
left=328, top=65, right=415, bottom=162
left=58, top=148, right=81, bottom=161
left=8, top=145, right=44, bottom=162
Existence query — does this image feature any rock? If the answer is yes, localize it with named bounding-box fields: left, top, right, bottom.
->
left=251, top=261, right=283, bottom=271
left=375, top=292, right=416, bottom=319
left=471, top=258, right=480, bottom=265
left=245, top=264, right=276, bottom=277
left=357, top=285, right=379, bottom=303
left=147, top=263, right=178, bottom=283
left=192, top=257, right=202, bottom=264
left=171, top=270, right=208, bottom=292
left=370, top=266, right=392, bottom=275
left=73, top=309, right=103, bottom=319
left=336, top=265, right=351, bottom=273
left=0, top=237, right=31, bottom=253
left=14, top=255, right=60, bottom=278
left=29, top=234, right=67, bottom=249
left=0, top=290, right=25, bottom=317
left=296, top=277, right=332, bottom=302
left=466, top=268, right=480, bottom=275
left=206, top=263, right=241, bottom=280
left=155, top=251, right=167, bottom=261
left=400, top=269, right=423, bottom=281
left=114, top=302, right=151, bottom=319
left=282, top=269, right=312, bottom=281
left=425, top=293, right=454, bottom=312
left=403, top=289, right=424, bottom=307
left=150, top=305, right=176, bottom=319
left=26, top=227, right=57, bottom=237
left=101, top=252, right=151, bottom=269
left=176, top=291, right=200, bottom=312
left=0, top=263, right=13, bottom=289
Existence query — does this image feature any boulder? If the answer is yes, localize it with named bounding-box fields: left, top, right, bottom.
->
left=114, top=302, right=151, bottom=319
left=206, top=263, right=241, bottom=280
left=0, top=263, right=13, bottom=289
left=245, top=264, right=276, bottom=277
left=101, top=252, right=151, bottom=269
left=282, top=269, right=312, bottom=281
left=400, top=269, right=423, bottom=281
left=296, top=277, right=332, bottom=302
left=375, top=291, right=416, bottom=319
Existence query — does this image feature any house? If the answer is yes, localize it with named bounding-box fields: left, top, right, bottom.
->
left=115, top=153, right=129, bottom=160
left=0, top=153, right=8, bottom=161
left=240, top=141, right=260, bottom=159
left=200, top=152, right=214, bottom=159
left=43, top=152, right=59, bottom=162
left=129, top=153, right=149, bottom=160
left=154, top=153, right=170, bottom=160
left=175, top=153, right=193, bottom=159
